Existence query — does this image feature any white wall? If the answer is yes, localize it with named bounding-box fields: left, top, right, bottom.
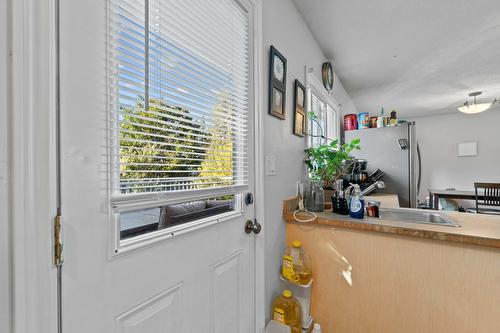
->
left=262, top=0, right=357, bottom=320
left=0, top=0, right=10, bottom=330
left=412, top=110, right=500, bottom=203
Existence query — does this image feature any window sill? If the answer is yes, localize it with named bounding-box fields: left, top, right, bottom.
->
left=111, top=209, right=244, bottom=258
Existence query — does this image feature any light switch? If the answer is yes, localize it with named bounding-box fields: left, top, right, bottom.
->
left=265, top=155, right=276, bottom=176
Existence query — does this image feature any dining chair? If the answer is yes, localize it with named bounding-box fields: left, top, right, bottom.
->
left=473, top=182, right=500, bottom=215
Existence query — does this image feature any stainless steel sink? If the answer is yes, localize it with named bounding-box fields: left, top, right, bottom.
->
left=377, top=208, right=460, bottom=227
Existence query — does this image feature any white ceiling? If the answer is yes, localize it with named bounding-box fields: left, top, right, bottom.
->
left=292, top=0, right=500, bottom=117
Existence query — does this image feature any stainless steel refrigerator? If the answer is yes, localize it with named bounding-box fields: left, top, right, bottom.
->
left=345, top=122, right=420, bottom=208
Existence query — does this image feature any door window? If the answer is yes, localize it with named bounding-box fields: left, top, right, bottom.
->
left=109, top=0, right=250, bottom=242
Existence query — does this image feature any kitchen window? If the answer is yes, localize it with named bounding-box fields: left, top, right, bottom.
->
left=109, top=0, right=251, bottom=241
left=307, top=87, right=339, bottom=147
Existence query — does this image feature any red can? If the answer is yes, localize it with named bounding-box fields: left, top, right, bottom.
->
left=344, top=114, right=358, bottom=131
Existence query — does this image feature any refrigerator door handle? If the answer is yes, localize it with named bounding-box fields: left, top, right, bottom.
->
left=408, top=122, right=418, bottom=208
left=417, top=142, right=422, bottom=196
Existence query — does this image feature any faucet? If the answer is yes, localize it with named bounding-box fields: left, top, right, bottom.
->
left=343, top=184, right=355, bottom=204
left=344, top=181, right=386, bottom=203
left=360, top=181, right=386, bottom=196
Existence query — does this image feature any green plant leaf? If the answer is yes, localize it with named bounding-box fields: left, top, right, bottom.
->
left=303, top=138, right=361, bottom=184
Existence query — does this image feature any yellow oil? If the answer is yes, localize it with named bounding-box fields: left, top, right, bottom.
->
left=282, top=240, right=312, bottom=285
left=272, top=290, right=302, bottom=333
left=294, top=265, right=311, bottom=285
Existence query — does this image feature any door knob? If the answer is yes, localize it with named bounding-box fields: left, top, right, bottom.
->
left=245, top=219, right=261, bottom=234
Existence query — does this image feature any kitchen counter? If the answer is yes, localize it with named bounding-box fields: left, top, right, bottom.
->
left=284, top=196, right=500, bottom=332
left=283, top=196, right=500, bottom=249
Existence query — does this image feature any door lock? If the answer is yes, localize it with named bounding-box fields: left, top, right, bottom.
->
left=245, top=219, right=261, bottom=234
left=244, top=193, right=254, bottom=205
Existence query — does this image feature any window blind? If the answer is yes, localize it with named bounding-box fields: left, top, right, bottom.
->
left=109, top=0, right=250, bottom=204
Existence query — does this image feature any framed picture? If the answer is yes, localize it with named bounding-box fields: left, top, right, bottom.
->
left=293, top=79, right=306, bottom=137
left=269, top=46, right=287, bottom=119
left=271, top=87, right=284, bottom=116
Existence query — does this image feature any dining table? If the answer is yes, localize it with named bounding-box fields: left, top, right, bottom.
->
left=428, top=189, right=484, bottom=210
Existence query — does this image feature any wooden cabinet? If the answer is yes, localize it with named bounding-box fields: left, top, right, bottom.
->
left=286, top=223, right=500, bottom=333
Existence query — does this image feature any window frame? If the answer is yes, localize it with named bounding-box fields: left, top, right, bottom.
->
left=113, top=194, right=244, bottom=255
left=107, top=0, right=255, bottom=254
left=306, top=70, right=340, bottom=147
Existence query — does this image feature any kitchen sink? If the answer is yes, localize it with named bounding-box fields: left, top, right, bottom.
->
left=377, top=208, right=460, bottom=227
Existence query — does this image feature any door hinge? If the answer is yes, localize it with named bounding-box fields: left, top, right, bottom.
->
left=54, top=215, right=64, bottom=266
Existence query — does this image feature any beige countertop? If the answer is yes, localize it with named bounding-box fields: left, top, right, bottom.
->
left=283, top=196, right=500, bottom=248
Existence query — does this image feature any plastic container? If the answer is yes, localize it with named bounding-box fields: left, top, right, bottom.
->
left=282, top=240, right=312, bottom=285
left=302, top=316, right=313, bottom=333
left=376, top=116, right=385, bottom=128
left=305, top=180, right=324, bottom=212
left=357, top=112, right=369, bottom=129
left=383, top=115, right=389, bottom=126
left=311, top=323, right=322, bottom=333
left=365, top=200, right=380, bottom=217
left=349, top=184, right=365, bottom=219
left=266, top=320, right=291, bottom=333
left=344, top=114, right=357, bottom=131
left=280, top=276, right=313, bottom=329
left=272, top=290, right=302, bottom=333
left=389, top=110, right=398, bottom=125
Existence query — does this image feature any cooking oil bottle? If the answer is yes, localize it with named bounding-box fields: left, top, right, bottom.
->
left=282, top=240, right=312, bottom=285
left=272, top=290, right=302, bottom=333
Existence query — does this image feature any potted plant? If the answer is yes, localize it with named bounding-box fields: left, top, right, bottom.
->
left=304, top=112, right=361, bottom=209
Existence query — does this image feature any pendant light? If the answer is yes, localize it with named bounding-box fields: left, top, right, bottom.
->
left=457, top=91, right=497, bottom=114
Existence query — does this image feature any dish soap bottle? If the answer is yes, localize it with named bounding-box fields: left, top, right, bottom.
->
left=349, top=184, right=364, bottom=219
left=282, top=240, right=312, bottom=285
left=272, top=290, right=302, bottom=333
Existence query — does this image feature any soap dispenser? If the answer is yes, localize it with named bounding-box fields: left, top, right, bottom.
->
left=349, top=183, right=364, bottom=219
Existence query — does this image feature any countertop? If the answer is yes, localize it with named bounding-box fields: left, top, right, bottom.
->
left=283, top=196, right=500, bottom=249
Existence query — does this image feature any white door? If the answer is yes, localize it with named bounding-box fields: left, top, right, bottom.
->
left=60, top=0, right=260, bottom=332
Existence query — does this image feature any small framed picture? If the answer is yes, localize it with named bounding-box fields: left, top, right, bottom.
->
left=296, top=82, right=304, bottom=108
left=273, top=54, right=285, bottom=84
left=269, top=46, right=287, bottom=120
left=271, top=87, right=285, bottom=117
left=294, top=111, right=305, bottom=136
left=293, top=79, right=306, bottom=137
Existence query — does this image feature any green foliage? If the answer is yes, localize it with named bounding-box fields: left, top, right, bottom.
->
left=119, top=96, right=237, bottom=193
left=307, top=111, right=316, bottom=118
left=119, top=98, right=209, bottom=191
left=198, top=102, right=233, bottom=187
left=304, top=137, right=361, bottom=188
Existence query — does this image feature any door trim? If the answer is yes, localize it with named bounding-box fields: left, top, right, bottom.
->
left=9, top=0, right=266, bottom=332
left=1, top=0, right=12, bottom=330
left=9, top=0, right=59, bottom=332
left=251, top=0, right=266, bottom=332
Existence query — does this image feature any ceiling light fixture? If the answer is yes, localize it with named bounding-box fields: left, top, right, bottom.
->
left=457, top=91, right=497, bottom=114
